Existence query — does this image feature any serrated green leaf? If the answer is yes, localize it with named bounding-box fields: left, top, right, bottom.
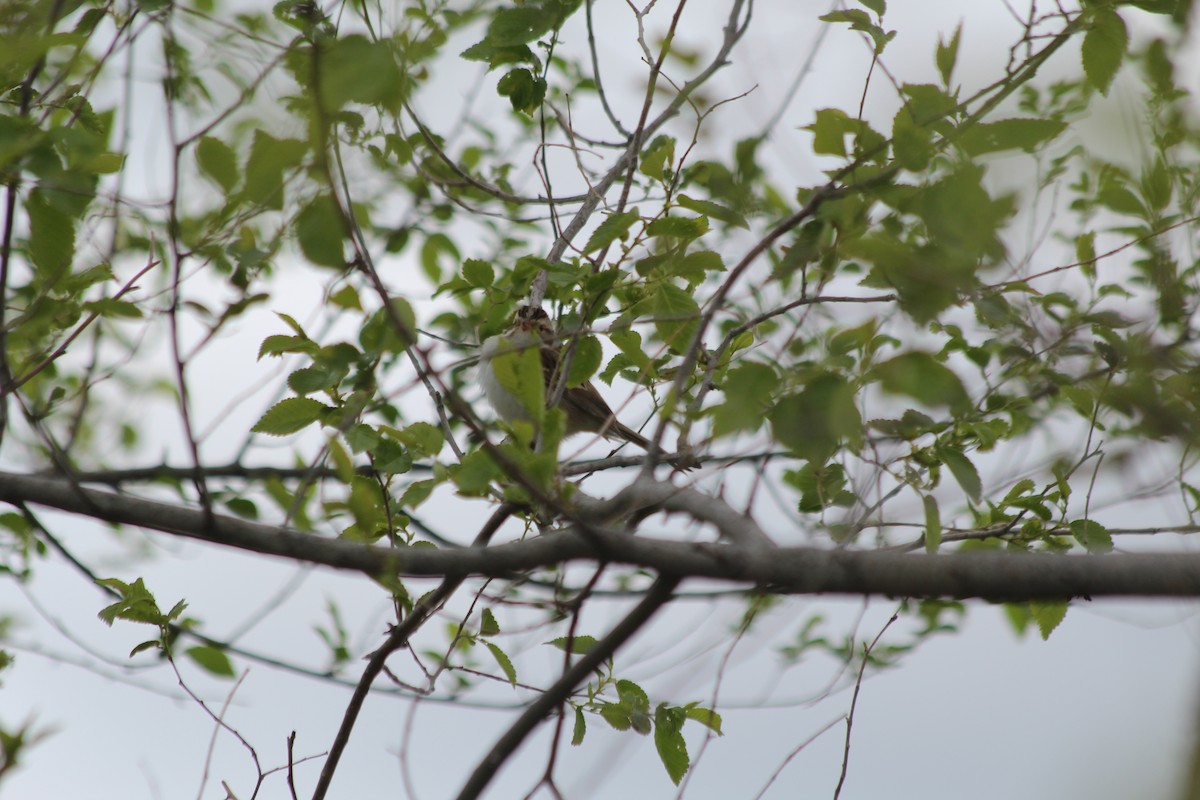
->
left=463, top=258, right=494, bottom=287
left=677, top=194, right=748, bottom=229
left=1030, top=601, right=1068, bottom=640
left=654, top=704, right=689, bottom=785
left=713, top=361, right=777, bottom=437
left=251, top=397, right=331, bottom=436
left=583, top=209, right=641, bottom=254
left=480, top=608, right=500, bottom=636
left=484, top=641, right=517, bottom=685
left=1069, top=519, right=1112, bottom=554
left=646, top=215, right=709, bottom=241
left=683, top=706, right=723, bottom=735
left=546, top=634, right=597, bottom=654
left=186, top=645, right=236, bottom=677
left=938, top=445, right=982, bottom=503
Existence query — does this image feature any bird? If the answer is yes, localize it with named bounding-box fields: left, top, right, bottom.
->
left=478, top=305, right=651, bottom=449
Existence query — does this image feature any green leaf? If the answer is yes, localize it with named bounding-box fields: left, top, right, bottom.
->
left=684, top=705, right=723, bottom=735
left=1069, top=519, right=1113, bottom=554
left=639, top=135, right=675, bottom=180
left=937, top=445, right=982, bottom=503
left=654, top=704, right=690, bottom=785
left=1030, top=601, right=1068, bottom=640
left=244, top=131, right=307, bottom=210
left=296, top=194, right=346, bottom=268
left=452, top=449, right=502, bottom=495
left=583, top=209, right=641, bottom=254
left=646, top=215, right=709, bottom=241
left=572, top=707, right=587, bottom=745
left=396, top=421, right=444, bottom=457
left=496, top=68, right=546, bottom=114
left=186, top=645, right=236, bottom=677
left=489, top=333, right=545, bottom=429
left=82, top=298, right=142, bottom=318
left=712, top=362, right=778, bottom=437
left=922, top=493, right=941, bottom=553
left=480, top=608, right=500, bottom=636
left=892, top=107, right=932, bottom=171
left=769, top=373, right=863, bottom=462
left=564, top=335, right=602, bottom=388
left=196, top=136, right=239, bottom=192
left=317, top=35, right=403, bottom=111
left=651, top=282, right=700, bottom=355
left=1081, top=7, right=1127, bottom=95
left=488, top=6, right=554, bottom=45
left=546, top=634, right=597, bottom=654
left=462, top=258, right=494, bottom=287
left=936, top=23, right=961, bottom=86
left=27, top=189, right=75, bottom=277
left=251, top=397, right=331, bottom=436
left=875, top=353, right=970, bottom=412
left=677, top=194, right=748, bottom=229
left=484, top=641, right=517, bottom=685
left=958, top=118, right=1068, bottom=156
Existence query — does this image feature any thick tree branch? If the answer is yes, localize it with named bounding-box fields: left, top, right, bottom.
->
left=4, top=470, right=1200, bottom=600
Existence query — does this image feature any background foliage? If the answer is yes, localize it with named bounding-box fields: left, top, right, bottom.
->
left=2, top=0, right=1200, bottom=796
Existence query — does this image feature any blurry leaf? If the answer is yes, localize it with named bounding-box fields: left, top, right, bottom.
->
left=652, top=282, right=700, bottom=354
left=958, top=118, right=1068, bottom=156
left=640, top=135, right=675, bottom=180
left=876, top=353, right=969, bottom=412
left=713, top=362, right=778, bottom=437
left=488, top=6, right=554, bottom=45
left=196, top=136, right=239, bottom=191
left=1081, top=7, right=1127, bottom=95
left=564, top=335, right=602, bottom=388
left=936, top=23, right=961, bottom=85
left=244, top=131, right=307, bottom=210
left=923, top=494, right=941, bottom=553
left=496, top=68, right=546, bottom=114
left=186, top=645, right=235, bottom=678
left=317, top=35, right=403, bottom=111
left=770, top=374, right=863, bottom=462
left=677, top=194, right=747, bottom=229
left=296, top=194, right=346, bottom=268
left=27, top=189, right=75, bottom=277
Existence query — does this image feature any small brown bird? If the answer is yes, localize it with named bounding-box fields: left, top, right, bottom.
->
left=479, top=305, right=650, bottom=449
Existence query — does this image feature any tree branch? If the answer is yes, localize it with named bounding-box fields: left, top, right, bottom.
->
left=5, top=471, right=1200, bottom=600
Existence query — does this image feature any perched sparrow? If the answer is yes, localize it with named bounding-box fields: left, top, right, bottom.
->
left=479, top=305, right=651, bottom=449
